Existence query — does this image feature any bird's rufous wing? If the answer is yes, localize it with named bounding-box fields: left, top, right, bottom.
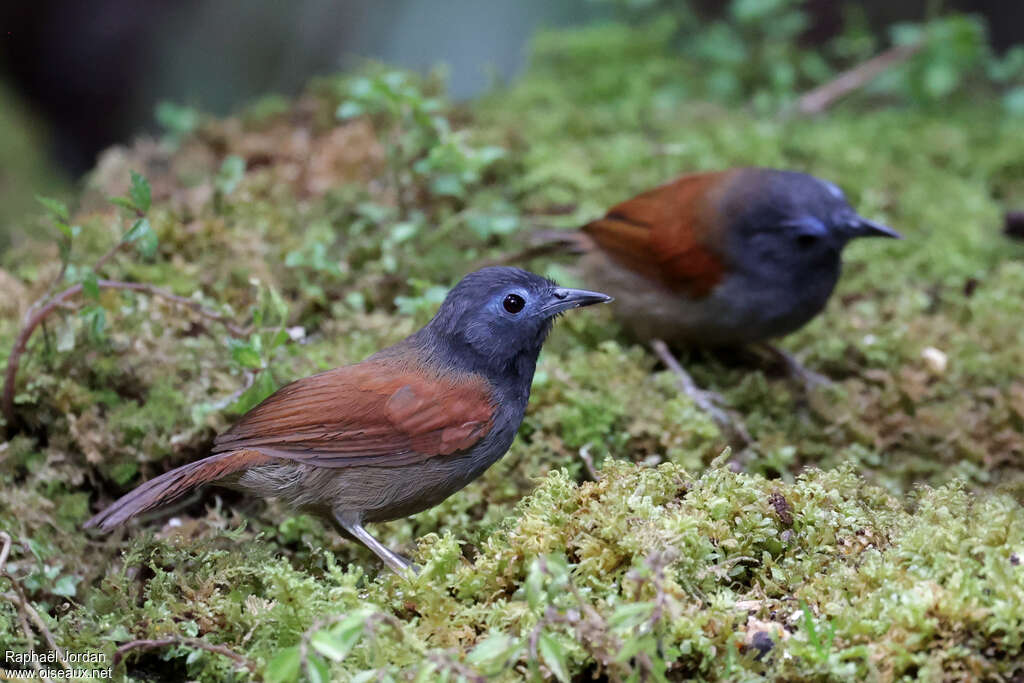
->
left=212, top=358, right=497, bottom=467
left=581, top=171, right=731, bottom=297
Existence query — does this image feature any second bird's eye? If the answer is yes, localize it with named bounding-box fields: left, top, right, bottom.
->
left=503, top=293, right=526, bottom=314
left=796, top=234, right=818, bottom=249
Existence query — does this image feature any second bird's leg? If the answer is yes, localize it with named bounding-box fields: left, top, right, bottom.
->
left=333, top=509, right=416, bottom=577
left=754, top=342, right=830, bottom=393
left=650, top=339, right=752, bottom=449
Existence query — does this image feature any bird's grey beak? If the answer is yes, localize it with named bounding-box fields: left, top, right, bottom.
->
left=849, top=216, right=902, bottom=240
left=543, top=287, right=613, bottom=315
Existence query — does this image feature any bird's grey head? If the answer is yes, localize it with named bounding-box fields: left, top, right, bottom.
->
left=421, top=266, right=612, bottom=378
left=726, top=168, right=902, bottom=271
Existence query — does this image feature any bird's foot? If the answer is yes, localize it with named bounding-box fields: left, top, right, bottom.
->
left=756, top=343, right=830, bottom=394
left=650, top=339, right=753, bottom=449
left=334, top=510, right=419, bottom=579
left=394, top=552, right=421, bottom=577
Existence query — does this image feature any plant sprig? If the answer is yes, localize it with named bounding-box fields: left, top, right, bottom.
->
left=2, top=172, right=247, bottom=435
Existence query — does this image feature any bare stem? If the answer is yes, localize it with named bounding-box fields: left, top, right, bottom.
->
left=793, top=43, right=923, bottom=116
left=113, top=637, right=259, bottom=674
left=0, top=532, right=70, bottom=673
left=92, top=240, right=126, bottom=276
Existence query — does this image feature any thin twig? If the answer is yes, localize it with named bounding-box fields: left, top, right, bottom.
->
left=578, top=444, right=600, bottom=481
left=206, top=371, right=256, bottom=412
left=0, top=531, right=11, bottom=570
left=2, top=587, right=69, bottom=671
left=0, top=532, right=70, bottom=674
left=14, top=609, right=50, bottom=683
left=2, top=279, right=249, bottom=431
left=113, top=638, right=259, bottom=675
left=92, top=239, right=128, bottom=276
left=793, top=43, right=923, bottom=116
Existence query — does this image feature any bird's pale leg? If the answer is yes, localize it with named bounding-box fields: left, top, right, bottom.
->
left=755, top=343, right=830, bottom=392
left=334, top=509, right=416, bottom=577
left=650, top=339, right=752, bottom=448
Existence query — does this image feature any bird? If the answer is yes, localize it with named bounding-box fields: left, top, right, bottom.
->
left=85, top=267, right=612, bottom=574
left=525, top=167, right=901, bottom=443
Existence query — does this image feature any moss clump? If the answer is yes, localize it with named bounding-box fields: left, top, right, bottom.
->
left=13, top=462, right=1021, bottom=681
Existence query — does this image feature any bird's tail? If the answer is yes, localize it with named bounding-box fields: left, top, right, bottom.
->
left=84, top=450, right=274, bottom=531
left=479, top=229, right=593, bottom=268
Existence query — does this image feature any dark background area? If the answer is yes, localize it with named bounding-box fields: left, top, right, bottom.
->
left=2, top=0, right=1022, bottom=178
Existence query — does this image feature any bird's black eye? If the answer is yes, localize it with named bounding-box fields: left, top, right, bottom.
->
left=796, top=234, right=818, bottom=249
left=503, top=293, right=526, bottom=314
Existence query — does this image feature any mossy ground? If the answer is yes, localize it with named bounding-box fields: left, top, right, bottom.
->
left=1, top=20, right=1023, bottom=682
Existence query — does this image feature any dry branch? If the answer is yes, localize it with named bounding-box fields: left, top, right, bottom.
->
left=0, top=531, right=71, bottom=678
left=794, top=43, right=923, bottom=116
left=113, top=637, right=259, bottom=675
left=2, top=279, right=249, bottom=432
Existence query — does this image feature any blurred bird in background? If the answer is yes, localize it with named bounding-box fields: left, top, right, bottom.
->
left=524, top=167, right=901, bottom=444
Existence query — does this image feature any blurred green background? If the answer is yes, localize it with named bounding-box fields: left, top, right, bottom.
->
left=2, top=0, right=1022, bottom=251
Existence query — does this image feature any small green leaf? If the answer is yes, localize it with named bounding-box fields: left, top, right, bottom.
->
left=309, top=632, right=345, bottom=661
left=311, top=627, right=355, bottom=662
left=82, top=271, right=100, bottom=301
left=103, top=625, right=132, bottom=642
left=389, top=222, right=419, bottom=243
left=110, top=461, right=138, bottom=486
left=36, top=195, right=69, bottom=221
left=429, top=174, right=464, bottom=198
left=544, top=554, right=570, bottom=584
left=54, top=220, right=74, bottom=240
left=216, top=155, right=246, bottom=195
left=412, top=662, right=438, bottom=683
left=336, top=101, right=365, bottom=120
left=525, top=558, right=544, bottom=609
left=315, top=612, right=369, bottom=662
left=265, top=646, right=301, bottom=683
left=124, top=217, right=147, bottom=242
left=615, top=632, right=650, bottom=664
left=139, top=229, right=159, bottom=259
left=82, top=306, right=107, bottom=341
left=52, top=574, right=79, bottom=597
left=306, top=654, right=330, bottom=683
left=1004, top=87, right=1024, bottom=116
left=55, top=316, right=76, bottom=352
left=467, top=632, right=518, bottom=670
left=125, top=218, right=158, bottom=259
left=108, top=196, right=138, bottom=212
left=268, top=285, right=289, bottom=322
left=270, top=328, right=290, bottom=350
left=129, top=171, right=152, bottom=213
left=345, top=291, right=366, bottom=312
left=538, top=632, right=570, bottom=683
left=155, top=101, right=200, bottom=140
left=229, top=340, right=262, bottom=369
left=609, top=602, right=655, bottom=630
left=231, top=371, right=278, bottom=414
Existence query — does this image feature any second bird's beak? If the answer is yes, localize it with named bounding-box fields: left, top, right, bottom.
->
left=543, top=287, right=613, bottom=315
left=849, top=216, right=903, bottom=240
